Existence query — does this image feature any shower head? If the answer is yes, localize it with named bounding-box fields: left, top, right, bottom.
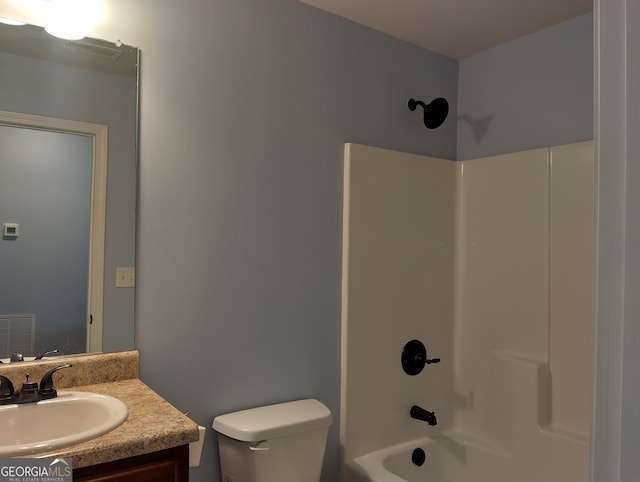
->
left=408, top=97, right=449, bottom=129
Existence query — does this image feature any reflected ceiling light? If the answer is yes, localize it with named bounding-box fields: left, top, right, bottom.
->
left=44, top=0, right=99, bottom=40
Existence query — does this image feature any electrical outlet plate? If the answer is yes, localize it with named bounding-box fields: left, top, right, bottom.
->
left=3, top=223, right=19, bottom=238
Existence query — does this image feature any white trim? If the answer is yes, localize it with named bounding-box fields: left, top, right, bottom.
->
left=0, top=110, right=107, bottom=354
left=339, top=144, right=351, bottom=482
left=591, top=1, right=637, bottom=480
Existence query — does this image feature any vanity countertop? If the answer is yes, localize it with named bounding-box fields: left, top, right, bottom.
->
left=34, top=378, right=200, bottom=468
left=2, top=351, right=200, bottom=469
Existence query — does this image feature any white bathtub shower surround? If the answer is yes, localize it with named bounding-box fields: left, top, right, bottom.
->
left=347, top=428, right=586, bottom=482
left=341, top=142, right=593, bottom=482
left=456, top=142, right=593, bottom=443
left=341, top=144, right=456, bottom=464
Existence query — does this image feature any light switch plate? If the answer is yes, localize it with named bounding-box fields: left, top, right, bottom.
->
left=116, top=267, right=135, bottom=288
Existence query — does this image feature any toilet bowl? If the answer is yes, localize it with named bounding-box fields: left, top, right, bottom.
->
left=212, top=398, right=332, bottom=482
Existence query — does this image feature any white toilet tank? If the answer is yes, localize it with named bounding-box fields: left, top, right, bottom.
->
left=212, top=399, right=332, bottom=482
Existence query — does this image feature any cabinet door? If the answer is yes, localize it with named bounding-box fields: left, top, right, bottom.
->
left=73, top=445, right=188, bottom=482
left=75, top=459, right=176, bottom=482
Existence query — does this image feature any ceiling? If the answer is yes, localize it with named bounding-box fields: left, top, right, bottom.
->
left=298, top=0, right=593, bottom=59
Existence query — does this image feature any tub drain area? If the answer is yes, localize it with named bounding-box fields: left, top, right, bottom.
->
left=412, top=448, right=426, bottom=466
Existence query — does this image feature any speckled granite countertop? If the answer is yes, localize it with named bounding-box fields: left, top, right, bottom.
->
left=36, top=379, right=199, bottom=468
left=1, top=351, right=200, bottom=468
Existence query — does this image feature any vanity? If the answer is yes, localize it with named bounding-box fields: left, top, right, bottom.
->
left=73, top=446, right=189, bottom=482
left=0, top=351, right=199, bottom=482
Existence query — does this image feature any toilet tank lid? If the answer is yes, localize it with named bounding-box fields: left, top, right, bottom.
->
left=212, top=399, right=332, bottom=442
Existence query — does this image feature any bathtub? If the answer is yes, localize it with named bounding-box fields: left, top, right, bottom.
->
left=345, top=427, right=589, bottom=482
left=345, top=430, right=514, bottom=482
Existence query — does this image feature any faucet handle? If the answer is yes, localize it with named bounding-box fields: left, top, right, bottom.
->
left=0, top=375, right=14, bottom=401
left=39, top=364, right=71, bottom=400
left=401, top=340, right=441, bottom=375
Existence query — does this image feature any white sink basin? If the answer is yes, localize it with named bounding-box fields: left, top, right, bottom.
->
left=0, top=391, right=128, bottom=456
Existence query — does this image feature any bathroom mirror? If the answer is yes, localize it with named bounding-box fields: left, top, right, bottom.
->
left=0, top=22, right=139, bottom=358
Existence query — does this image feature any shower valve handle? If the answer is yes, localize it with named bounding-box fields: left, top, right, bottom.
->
left=416, top=354, right=440, bottom=365
left=401, top=339, right=441, bottom=375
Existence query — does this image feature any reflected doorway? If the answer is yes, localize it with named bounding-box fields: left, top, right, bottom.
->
left=0, top=111, right=107, bottom=356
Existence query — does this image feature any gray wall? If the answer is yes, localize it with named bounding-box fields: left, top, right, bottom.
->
left=83, top=1, right=592, bottom=481
left=457, top=12, right=593, bottom=160
left=0, top=51, right=137, bottom=352
left=108, top=1, right=457, bottom=481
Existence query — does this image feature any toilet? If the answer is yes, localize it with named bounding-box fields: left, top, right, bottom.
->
left=212, top=399, right=332, bottom=482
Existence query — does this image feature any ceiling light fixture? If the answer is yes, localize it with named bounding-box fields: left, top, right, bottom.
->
left=44, top=0, right=99, bottom=40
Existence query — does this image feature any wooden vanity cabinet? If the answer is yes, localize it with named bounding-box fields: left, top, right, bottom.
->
left=73, top=445, right=189, bottom=482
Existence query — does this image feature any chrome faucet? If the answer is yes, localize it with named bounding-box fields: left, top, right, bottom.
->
left=0, top=364, right=71, bottom=405
left=35, top=349, right=59, bottom=360
left=0, top=349, right=60, bottom=363
left=9, top=353, right=24, bottom=362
